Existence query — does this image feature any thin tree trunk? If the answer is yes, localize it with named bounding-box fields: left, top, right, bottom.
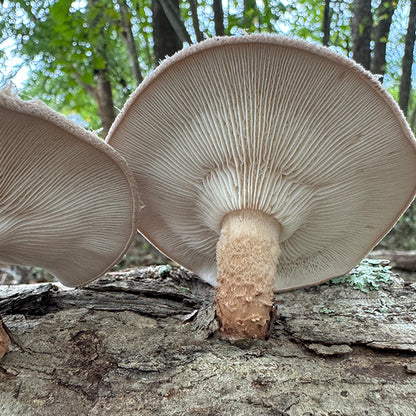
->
left=189, top=0, right=204, bottom=42
left=86, top=0, right=116, bottom=135
left=158, top=0, right=192, bottom=44
left=399, top=0, right=416, bottom=117
left=136, top=3, right=154, bottom=69
left=71, top=69, right=115, bottom=137
left=118, top=0, right=143, bottom=86
left=212, top=0, right=225, bottom=36
left=351, top=0, right=372, bottom=70
left=152, top=0, right=183, bottom=63
left=95, top=68, right=116, bottom=137
left=372, top=0, right=397, bottom=80
left=322, top=0, right=332, bottom=46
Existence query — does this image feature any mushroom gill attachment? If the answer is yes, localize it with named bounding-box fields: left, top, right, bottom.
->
left=216, top=210, right=281, bottom=339
left=0, top=90, right=140, bottom=287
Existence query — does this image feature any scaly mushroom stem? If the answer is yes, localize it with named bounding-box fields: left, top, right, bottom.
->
left=215, top=210, right=281, bottom=339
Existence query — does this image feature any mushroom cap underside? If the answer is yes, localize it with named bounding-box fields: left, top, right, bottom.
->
left=107, top=35, right=416, bottom=291
left=0, top=91, right=140, bottom=287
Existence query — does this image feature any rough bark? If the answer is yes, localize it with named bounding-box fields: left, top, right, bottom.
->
left=118, top=0, right=144, bottom=86
left=372, top=0, right=397, bottom=80
left=1, top=266, right=416, bottom=415
left=351, top=0, right=372, bottom=70
left=322, top=0, right=332, bottom=46
left=152, top=0, right=183, bottom=64
left=399, top=0, right=416, bottom=117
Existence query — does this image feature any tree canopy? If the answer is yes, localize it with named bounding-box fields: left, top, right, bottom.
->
left=1, top=0, right=415, bottom=134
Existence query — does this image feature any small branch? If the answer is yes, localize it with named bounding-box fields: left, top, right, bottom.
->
left=117, top=0, right=144, bottom=85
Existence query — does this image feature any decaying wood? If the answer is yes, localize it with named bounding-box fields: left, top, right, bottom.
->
left=0, top=318, right=9, bottom=360
left=369, top=249, right=416, bottom=272
left=1, top=265, right=416, bottom=415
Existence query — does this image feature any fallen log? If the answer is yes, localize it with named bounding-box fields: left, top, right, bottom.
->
left=369, top=249, right=416, bottom=272
left=0, top=265, right=416, bottom=415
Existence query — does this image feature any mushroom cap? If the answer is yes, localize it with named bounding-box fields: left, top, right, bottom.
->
left=0, top=89, right=140, bottom=287
left=106, top=35, right=416, bottom=291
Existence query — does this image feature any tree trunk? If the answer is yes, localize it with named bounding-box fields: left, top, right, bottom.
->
left=95, top=68, right=116, bottom=137
left=118, top=0, right=144, bottom=86
left=152, top=0, right=184, bottom=64
left=1, top=266, right=416, bottom=415
left=212, top=0, right=225, bottom=36
left=351, top=0, right=372, bottom=70
left=371, top=0, right=397, bottom=80
left=322, top=0, right=332, bottom=46
left=399, top=0, right=416, bottom=117
left=158, top=0, right=192, bottom=44
left=188, top=0, right=204, bottom=42
left=85, top=0, right=116, bottom=136
left=72, top=69, right=116, bottom=138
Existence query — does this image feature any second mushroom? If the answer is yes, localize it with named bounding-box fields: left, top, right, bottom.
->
left=106, top=35, right=416, bottom=340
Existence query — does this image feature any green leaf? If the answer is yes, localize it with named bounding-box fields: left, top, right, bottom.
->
left=80, top=72, right=94, bottom=84
left=93, top=55, right=106, bottom=70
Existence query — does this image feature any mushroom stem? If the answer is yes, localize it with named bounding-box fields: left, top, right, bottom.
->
left=215, top=209, right=281, bottom=339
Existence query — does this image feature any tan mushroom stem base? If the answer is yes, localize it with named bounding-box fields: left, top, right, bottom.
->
left=215, top=210, right=281, bottom=339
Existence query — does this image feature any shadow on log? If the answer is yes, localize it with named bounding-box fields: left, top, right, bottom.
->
left=1, top=265, right=416, bottom=415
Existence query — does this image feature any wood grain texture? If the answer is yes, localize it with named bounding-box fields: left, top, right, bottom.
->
left=1, top=266, right=416, bottom=415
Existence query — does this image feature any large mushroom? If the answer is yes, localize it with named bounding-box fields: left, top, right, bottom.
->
left=0, top=89, right=140, bottom=287
left=106, top=35, right=416, bottom=339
